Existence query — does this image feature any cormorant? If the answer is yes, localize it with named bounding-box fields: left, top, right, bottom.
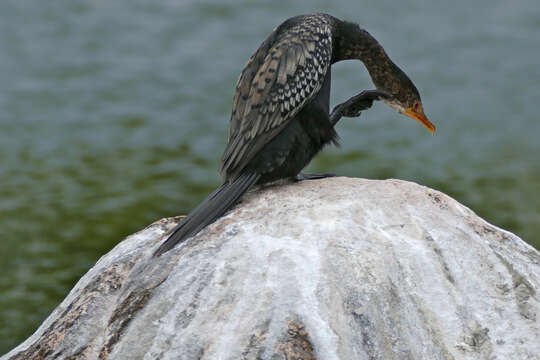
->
left=154, top=13, right=434, bottom=256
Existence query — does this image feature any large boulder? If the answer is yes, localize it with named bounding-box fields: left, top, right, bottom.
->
left=3, top=178, right=539, bottom=360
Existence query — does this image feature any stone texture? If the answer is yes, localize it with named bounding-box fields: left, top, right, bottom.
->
left=3, top=178, right=539, bottom=360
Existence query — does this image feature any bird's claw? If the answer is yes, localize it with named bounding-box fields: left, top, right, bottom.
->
left=336, top=89, right=392, bottom=118
left=295, top=172, right=336, bottom=181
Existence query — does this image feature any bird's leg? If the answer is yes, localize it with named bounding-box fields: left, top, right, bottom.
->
left=295, top=172, right=337, bottom=181
left=329, top=89, right=391, bottom=126
left=297, top=91, right=390, bottom=182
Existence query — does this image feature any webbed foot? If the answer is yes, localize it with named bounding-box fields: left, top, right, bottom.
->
left=295, top=172, right=337, bottom=181
left=331, top=89, right=391, bottom=120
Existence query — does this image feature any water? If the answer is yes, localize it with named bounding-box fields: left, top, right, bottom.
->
left=1, top=0, right=539, bottom=353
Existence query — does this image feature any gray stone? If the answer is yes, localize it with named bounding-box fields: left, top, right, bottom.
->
left=3, top=178, right=539, bottom=360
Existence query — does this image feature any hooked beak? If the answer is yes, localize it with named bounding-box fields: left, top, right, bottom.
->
left=402, top=106, right=435, bottom=134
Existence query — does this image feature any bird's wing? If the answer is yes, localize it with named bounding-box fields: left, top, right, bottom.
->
left=220, top=15, right=333, bottom=179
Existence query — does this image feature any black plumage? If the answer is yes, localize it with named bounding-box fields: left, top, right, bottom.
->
left=154, top=13, right=433, bottom=256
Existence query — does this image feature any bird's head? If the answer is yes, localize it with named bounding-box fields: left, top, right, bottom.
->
left=382, top=91, right=435, bottom=134
left=375, top=65, right=435, bottom=134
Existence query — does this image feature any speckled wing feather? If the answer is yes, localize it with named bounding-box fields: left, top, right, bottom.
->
left=220, top=15, right=333, bottom=179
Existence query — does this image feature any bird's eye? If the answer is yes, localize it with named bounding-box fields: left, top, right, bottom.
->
left=413, top=102, right=419, bottom=110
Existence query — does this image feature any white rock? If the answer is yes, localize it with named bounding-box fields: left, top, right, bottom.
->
left=3, top=178, right=539, bottom=360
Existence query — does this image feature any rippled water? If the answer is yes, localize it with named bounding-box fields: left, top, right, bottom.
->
left=1, top=0, right=539, bottom=353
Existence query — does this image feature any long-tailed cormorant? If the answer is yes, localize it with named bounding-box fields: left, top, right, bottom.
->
left=154, top=13, right=434, bottom=256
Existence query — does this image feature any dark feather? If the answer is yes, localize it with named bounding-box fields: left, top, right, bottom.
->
left=153, top=172, right=260, bottom=256
left=220, top=15, right=334, bottom=180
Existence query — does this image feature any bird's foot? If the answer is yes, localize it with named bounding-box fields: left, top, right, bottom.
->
left=333, top=89, right=392, bottom=118
left=295, top=172, right=336, bottom=181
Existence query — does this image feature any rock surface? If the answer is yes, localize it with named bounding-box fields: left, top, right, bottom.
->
left=3, top=178, right=539, bottom=360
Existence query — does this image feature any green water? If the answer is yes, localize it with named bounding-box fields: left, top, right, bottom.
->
left=1, top=0, right=539, bottom=353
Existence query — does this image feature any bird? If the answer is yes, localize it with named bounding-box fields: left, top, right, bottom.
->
left=153, top=13, right=435, bottom=256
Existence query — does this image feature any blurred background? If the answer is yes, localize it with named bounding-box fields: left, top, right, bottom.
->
left=1, top=0, right=539, bottom=353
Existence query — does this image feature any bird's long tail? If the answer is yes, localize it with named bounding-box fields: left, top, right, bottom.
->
left=153, top=172, right=260, bottom=257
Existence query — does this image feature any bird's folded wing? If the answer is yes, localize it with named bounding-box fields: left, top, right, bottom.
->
left=220, top=16, right=333, bottom=179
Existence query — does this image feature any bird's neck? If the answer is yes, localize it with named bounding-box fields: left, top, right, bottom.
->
left=332, top=21, right=404, bottom=93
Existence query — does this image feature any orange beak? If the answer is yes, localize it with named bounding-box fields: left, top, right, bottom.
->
left=402, top=106, right=435, bottom=134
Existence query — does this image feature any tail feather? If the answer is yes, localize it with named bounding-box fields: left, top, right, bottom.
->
left=153, top=172, right=260, bottom=256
